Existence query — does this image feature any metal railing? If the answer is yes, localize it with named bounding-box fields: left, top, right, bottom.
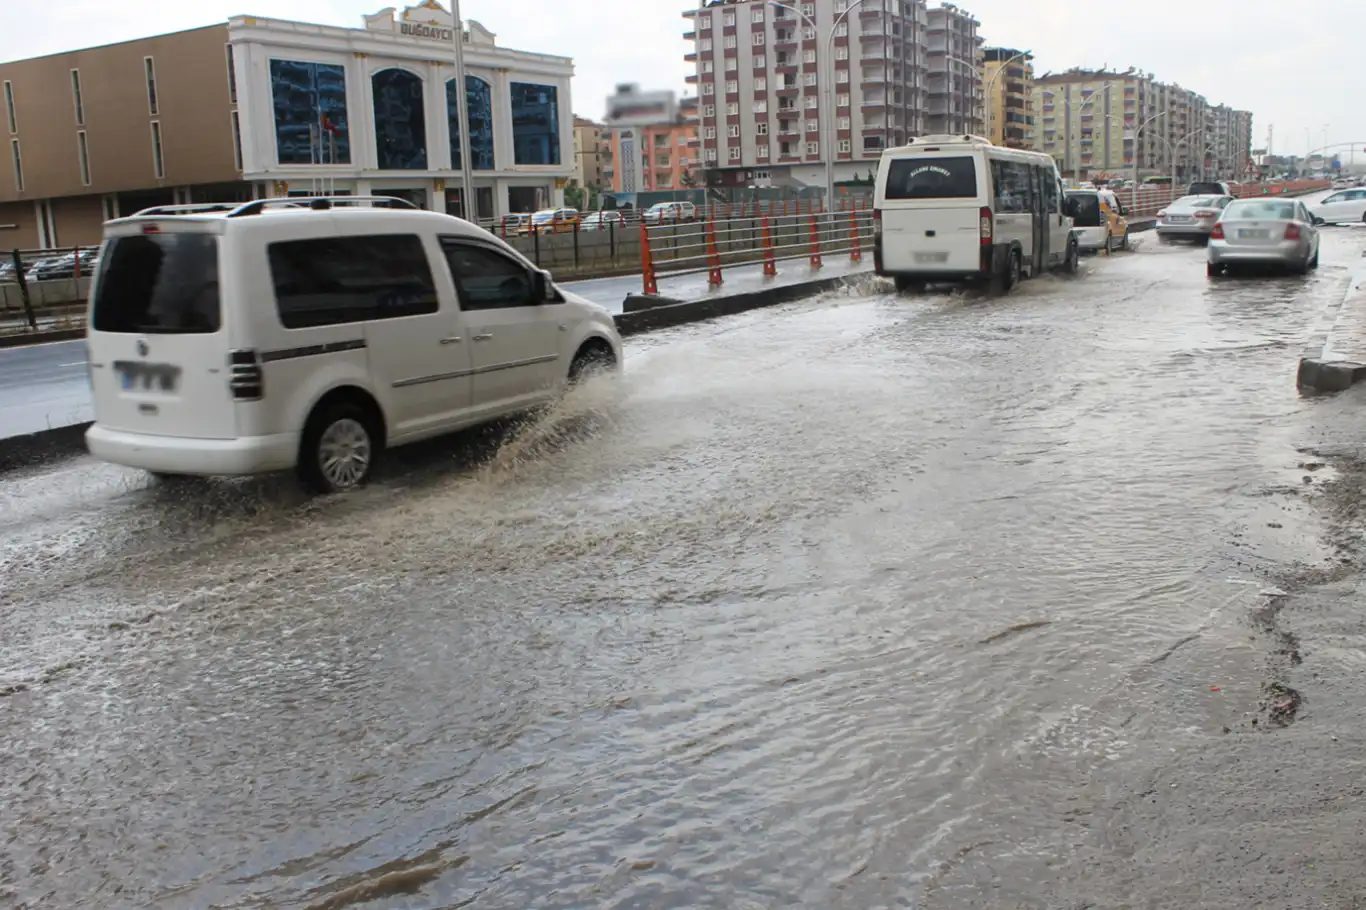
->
left=1, top=246, right=99, bottom=338
left=1119, top=178, right=1332, bottom=218
left=637, top=207, right=875, bottom=295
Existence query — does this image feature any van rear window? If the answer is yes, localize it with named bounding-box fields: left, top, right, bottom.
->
left=884, top=156, right=977, bottom=200
left=91, top=233, right=221, bottom=334
left=1066, top=193, right=1103, bottom=227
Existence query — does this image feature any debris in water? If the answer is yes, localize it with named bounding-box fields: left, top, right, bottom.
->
left=979, top=619, right=1052, bottom=645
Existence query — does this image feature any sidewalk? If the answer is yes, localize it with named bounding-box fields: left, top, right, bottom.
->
left=1298, top=251, right=1366, bottom=392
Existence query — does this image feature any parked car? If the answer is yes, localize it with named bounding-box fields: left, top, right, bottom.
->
left=1065, top=188, right=1130, bottom=253
left=580, top=210, right=625, bottom=232
left=28, top=249, right=99, bottom=281
left=523, top=207, right=581, bottom=235
left=1156, top=195, right=1235, bottom=243
left=1311, top=188, right=1366, bottom=225
left=642, top=201, right=698, bottom=225
left=498, top=212, right=530, bottom=236
left=83, top=196, right=623, bottom=493
left=1207, top=197, right=1321, bottom=276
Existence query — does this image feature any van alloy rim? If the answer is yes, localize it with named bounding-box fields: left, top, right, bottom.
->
left=319, top=418, right=371, bottom=488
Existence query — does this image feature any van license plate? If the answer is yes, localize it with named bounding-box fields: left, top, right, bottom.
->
left=115, top=361, right=181, bottom=392
left=915, top=252, right=949, bottom=263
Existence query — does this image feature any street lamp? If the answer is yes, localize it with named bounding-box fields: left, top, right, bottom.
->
left=448, top=0, right=475, bottom=219
left=1070, top=84, right=1112, bottom=183
left=946, top=55, right=982, bottom=136
left=1129, top=109, right=1168, bottom=209
left=769, top=0, right=869, bottom=208
left=982, top=49, right=1031, bottom=145
left=1169, top=126, right=1204, bottom=189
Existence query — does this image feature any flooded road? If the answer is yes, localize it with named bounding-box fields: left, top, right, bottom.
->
left=3, top=228, right=1366, bottom=908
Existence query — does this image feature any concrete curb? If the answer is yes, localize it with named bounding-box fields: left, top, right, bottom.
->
left=0, top=327, right=83, bottom=348
left=0, top=422, right=92, bottom=475
left=1298, top=254, right=1366, bottom=394
left=614, top=268, right=873, bottom=337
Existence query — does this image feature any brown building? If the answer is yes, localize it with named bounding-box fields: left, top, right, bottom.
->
left=0, top=25, right=247, bottom=251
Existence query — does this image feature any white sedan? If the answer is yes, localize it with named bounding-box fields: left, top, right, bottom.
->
left=1312, top=188, right=1366, bottom=225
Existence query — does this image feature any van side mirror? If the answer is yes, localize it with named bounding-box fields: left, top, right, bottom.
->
left=532, top=268, right=558, bottom=303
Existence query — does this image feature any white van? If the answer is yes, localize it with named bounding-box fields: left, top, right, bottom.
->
left=873, top=135, right=1080, bottom=292
left=84, top=196, right=622, bottom=493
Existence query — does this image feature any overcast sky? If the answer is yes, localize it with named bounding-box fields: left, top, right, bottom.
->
left=4, top=0, right=1363, bottom=160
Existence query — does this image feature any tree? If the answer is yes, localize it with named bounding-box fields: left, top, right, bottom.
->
left=564, top=184, right=586, bottom=210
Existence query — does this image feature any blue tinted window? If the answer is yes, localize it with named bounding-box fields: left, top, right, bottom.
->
left=372, top=69, right=427, bottom=170
left=448, top=75, right=495, bottom=171
left=510, top=82, right=560, bottom=166
left=270, top=60, right=350, bottom=165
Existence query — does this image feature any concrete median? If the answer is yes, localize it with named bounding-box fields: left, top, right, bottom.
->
left=1298, top=254, right=1366, bottom=394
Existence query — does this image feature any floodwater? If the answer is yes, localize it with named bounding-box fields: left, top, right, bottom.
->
left=3, top=227, right=1365, bottom=908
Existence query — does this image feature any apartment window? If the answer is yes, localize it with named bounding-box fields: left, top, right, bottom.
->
left=230, top=110, right=243, bottom=170
left=3, top=81, right=14, bottom=134
left=804, top=72, right=818, bottom=86
left=724, top=35, right=737, bottom=49
left=725, top=57, right=738, bottom=71
left=837, top=93, right=850, bottom=107
left=699, top=16, right=711, bottom=29
left=806, top=95, right=818, bottom=109
left=803, top=50, right=816, bottom=64
left=726, top=102, right=739, bottom=116
left=70, top=70, right=84, bottom=126
left=755, top=77, right=768, bottom=92
left=703, top=126, right=716, bottom=139
left=723, top=11, right=736, bottom=25
left=837, top=70, right=850, bottom=84
left=10, top=138, right=22, bottom=191
left=758, top=145, right=769, bottom=158
left=703, top=82, right=715, bottom=95
left=729, top=147, right=741, bottom=161
left=144, top=56, right=159, bottom=115
left=836, top=0, right=848, bottom=9
left=728, top=124, right=740, bottom=138
left=754, top=55, right=767, bottom=69
left=757, top=122, right=769, bottom=135
left=700, top=38, right=713, bottom=51
left=836, top=46, right=849, bottom=60
left=703, top=60, right=714, bottom=73
left=754, top=99, right=768, bottom=113
left=802, top=2, right=815, bottom=14
left=806, top=118, right=819, bottom=133
left=705, top=147, right=718, bottom=161
left=803, top=26, right=816, bottom=40
left=806, top=141, right=818, bottom=155
left=838, top=139, right=852, bottom=153
left=226, top=44, right=238, bottom=104
left=838, top=116, right=851, bottom=129
left=75, top=129, right=91, bottom=185
left=703, top=104, right=715, bottom=117
left=753, top=32, right=766, bottom=46
left=752, top=7, right=765, bottom=21
left=835, top=22, right=848, bottom=37
left=726, top=80, right=738, bottom=94
left=150, top=120, right=165, bottom=178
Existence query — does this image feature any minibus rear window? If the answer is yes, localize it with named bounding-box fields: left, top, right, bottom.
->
left=884, top=156, right=977, bottom=200
left=91, top=233, right=220, bottom=334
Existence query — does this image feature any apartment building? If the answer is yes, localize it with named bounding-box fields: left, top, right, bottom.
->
left=0, top=2, right=574, bottom=249
left=573, top=117, right=610, bottom=191
left=606, top=96, right=699, bottom=194
left=1204, top=104, right=1254, bottom=178
left=682, top=0, right=934, bottom=190
left=980, top=47, right=1032, bottom=149
left=924, top=4, right=982, bottom=135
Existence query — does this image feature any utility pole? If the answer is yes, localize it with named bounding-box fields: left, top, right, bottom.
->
left=449, top=0, right=475, bottom=220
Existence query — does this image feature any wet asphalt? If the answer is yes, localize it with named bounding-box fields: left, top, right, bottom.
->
left=4, top=225, right=1366, bottom=909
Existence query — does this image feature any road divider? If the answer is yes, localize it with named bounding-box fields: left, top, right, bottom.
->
left=1298, top=253, right=1366, bottom=393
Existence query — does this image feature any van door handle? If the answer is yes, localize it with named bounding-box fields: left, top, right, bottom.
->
left=473, top=333, right=494, bottom=341
left=439, top=336, right=462, bottom=345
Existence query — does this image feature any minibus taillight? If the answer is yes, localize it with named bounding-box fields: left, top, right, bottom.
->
left=979, top=206, right=993, bottom=245
left=228, top=349, right=263, bottom=401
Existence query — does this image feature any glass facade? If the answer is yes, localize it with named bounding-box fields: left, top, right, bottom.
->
left=510, top=82, right=561, bottom=166
left=447, top=75, right=495, bottom=171
left=372, top=68, right=427, bottom=170
left=270, top=60, right=350, bottom=165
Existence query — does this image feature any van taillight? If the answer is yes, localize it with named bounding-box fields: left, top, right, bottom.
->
left=979, top=206, right=993, bottom=245
left=229, top=349, right=263, bottom=401
left=873, top=209, right=882, bottom=237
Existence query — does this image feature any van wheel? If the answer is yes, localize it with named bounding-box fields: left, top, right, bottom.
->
left=995, top=250, right=1021, bottom=295
left=299, top=401, right=379, bottom=493
left=1062, top=239, right=1080, bottom=275
left=1104, top=232, right=1114, bottom=254
left=1121, top=232, right=1130, bottom=251
left=568, top=341, right=618, bottom=385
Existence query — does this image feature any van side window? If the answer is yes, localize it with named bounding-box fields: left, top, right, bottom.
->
left=267, top=235, right=439, bottom=329
left=439, top=239, right=535, bottom=311
left=990, top=159, right=1031, bottom=214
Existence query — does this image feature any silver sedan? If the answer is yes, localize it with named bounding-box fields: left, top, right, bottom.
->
left=1155, top=195, right=1234, bottom=242
left=1207, top=198, right=1321, bottom=276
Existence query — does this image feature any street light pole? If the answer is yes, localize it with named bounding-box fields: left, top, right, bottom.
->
left=1130, top=110, right=1167, bottom=211
left=1069, top=84, right=1111, bottom=183
left=449, top=0, right=475, bottom=219
left=981, top=49, right=1031, bottom=145
left=946, top=55, right=981, bottom=137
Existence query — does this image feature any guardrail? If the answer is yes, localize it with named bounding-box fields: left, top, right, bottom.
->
left=0, top=246, right=97, bottom=338
left=1119, top=179, right=1332, bottom=218
left=637, top=209, right=875, bottom=295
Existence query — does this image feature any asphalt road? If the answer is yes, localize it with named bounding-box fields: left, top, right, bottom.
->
left=6, top=224, right=1366, bottom=908
left=0, top=259, right=870, bottom=439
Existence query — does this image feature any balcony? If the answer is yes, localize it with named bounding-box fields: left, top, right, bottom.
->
left=684, top=52, right=697, bottom=62
left=685, top=73, right=699, bottom=84
left=683, top=30, right=696, bottom=41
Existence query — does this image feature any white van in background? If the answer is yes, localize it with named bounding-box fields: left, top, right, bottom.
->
left=84, top=196, right=622, bottom=493
left=873, top=135, right=1081, bottom=293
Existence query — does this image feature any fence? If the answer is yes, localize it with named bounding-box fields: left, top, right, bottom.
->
left=1120, top=179, right=1332, bottom=218
left=0, top=246, right=98, bottom=338
left=637, top=208, right=875, bottom=296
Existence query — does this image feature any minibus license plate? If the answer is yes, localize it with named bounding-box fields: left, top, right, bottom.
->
left=915, top=252, right=949, bottom=263
left=115, top=361, right=181, bottom=392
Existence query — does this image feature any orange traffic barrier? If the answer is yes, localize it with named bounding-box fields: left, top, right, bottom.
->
left=808, top=214, right=822, bottom=268
left=761, top=217, right=777, bottom=277
left=706, top=219, right=723, bottom=287
left=640, top=222, right=658, bottom=296
left=848, top=212, right=861, bottom=264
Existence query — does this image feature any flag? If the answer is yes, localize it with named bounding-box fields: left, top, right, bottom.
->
left=320, top=113, right=339, bottom=136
